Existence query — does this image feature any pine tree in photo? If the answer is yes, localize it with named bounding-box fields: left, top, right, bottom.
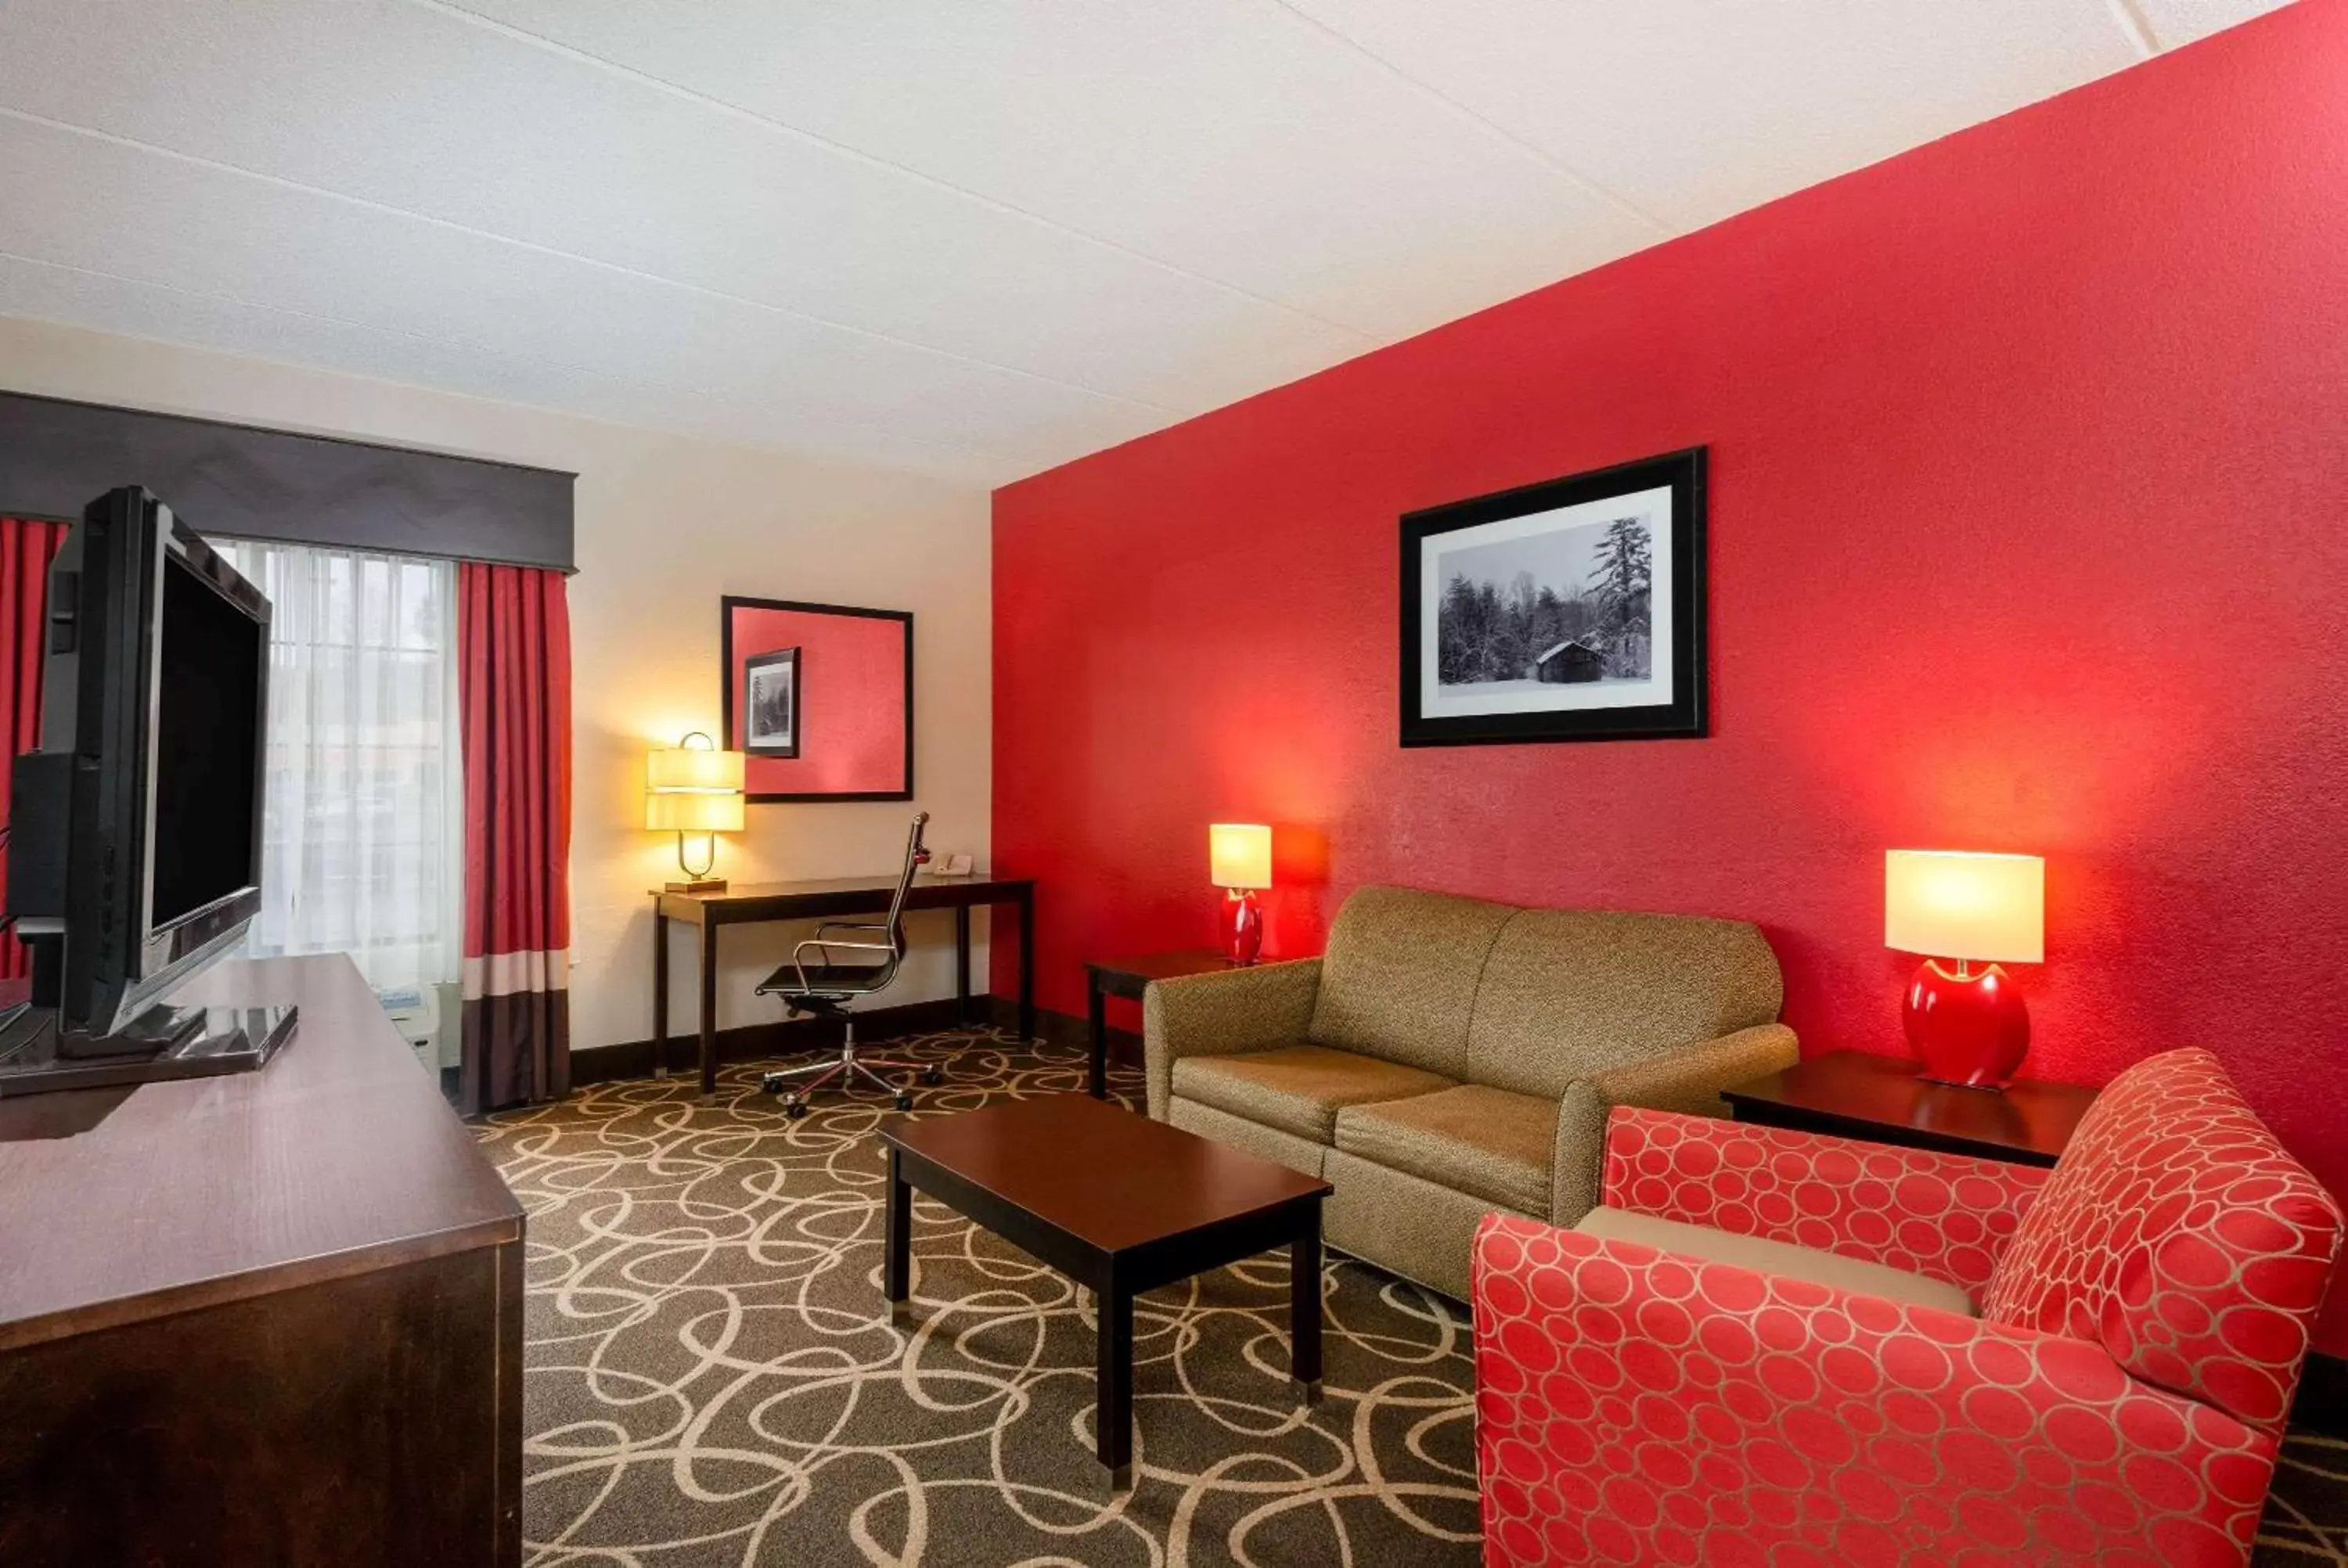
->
left=1590, top=517, right=1655, bottom=678
left=1437, top=574, right=1483, bottom=683
left=1590, top=516, right=1651, bottom=634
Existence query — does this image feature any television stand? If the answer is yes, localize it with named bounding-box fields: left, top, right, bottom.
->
left=0, top=998, right=296, bottom=1097
left=53, top=999, right=206, bottom=1057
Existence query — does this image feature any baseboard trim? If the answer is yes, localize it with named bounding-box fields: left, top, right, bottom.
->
left=572, top=999, right=1140, bottom=1087
left=2296, top=1350, right=2347, bottom=1437
left=574, top=997, right=974, bottom=1086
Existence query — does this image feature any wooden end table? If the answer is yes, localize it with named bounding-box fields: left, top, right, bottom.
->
left=1082, top=950, right=1241, bottom=1099
left=879, top=1092, right=1331, bottom=1489
left=1720, top=1048, right=2098, bottom=1168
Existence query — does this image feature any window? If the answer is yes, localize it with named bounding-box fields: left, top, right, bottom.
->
left=212, top=539, right=464, bottom=994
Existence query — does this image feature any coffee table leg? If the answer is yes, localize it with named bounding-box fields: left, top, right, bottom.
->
left=1086, top=973, right=1108, bottom=1100
left=1096, top=1268, right=1134, bottom=1488
left=1292, top=1212, right=1323, bottom=1403
left=884, top=1149, right=911, bottom=1326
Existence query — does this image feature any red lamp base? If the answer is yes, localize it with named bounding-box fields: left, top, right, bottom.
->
left=1903, top=958, right=2031, bottom=1089
left=1219, top=888, right=1263, bottom=965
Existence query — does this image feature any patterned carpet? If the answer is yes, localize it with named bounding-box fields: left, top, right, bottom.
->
left=477, top=1026, right=2348, bottom=1568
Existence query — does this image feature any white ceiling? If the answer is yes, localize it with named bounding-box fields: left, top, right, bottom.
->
left=0, top=0, right=2287, bottom=486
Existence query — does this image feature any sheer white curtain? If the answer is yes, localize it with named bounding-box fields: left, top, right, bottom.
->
left=213, top=539, right=464, bottom=993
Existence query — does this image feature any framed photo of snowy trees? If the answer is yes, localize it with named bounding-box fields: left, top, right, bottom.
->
left=1399, top=447, right=1706, bottom=746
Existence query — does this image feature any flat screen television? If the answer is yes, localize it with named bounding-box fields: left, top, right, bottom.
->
left=2, top=486, right=286, bottom=1088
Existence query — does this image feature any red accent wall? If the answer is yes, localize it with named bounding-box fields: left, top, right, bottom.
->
left=993, top=2, right=2348, bottom=1350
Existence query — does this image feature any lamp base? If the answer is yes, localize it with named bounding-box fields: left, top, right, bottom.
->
left=1219, top=888, right=1263, bottom=966
left=665, top=876, right=728, bottom=894
left=1903, top=958, right=2030, bottom=1089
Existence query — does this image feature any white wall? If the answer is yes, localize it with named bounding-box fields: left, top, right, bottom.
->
left=0, top=313, right=992, bottom=1052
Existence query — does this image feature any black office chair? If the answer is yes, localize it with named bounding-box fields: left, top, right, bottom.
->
left=757, top=812, right=945, bottom=1118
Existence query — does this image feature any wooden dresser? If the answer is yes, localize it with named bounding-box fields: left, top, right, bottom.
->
left=0, top=954, right=524, bottom=1566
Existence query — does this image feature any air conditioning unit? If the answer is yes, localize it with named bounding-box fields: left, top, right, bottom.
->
left=376, top=983, right=461, bottom=1075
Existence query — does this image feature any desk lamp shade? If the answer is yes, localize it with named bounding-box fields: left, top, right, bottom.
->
left=1209, top=823, right=1272, bottom=964
left=647, top=735, right=746, bottom=892
left=1885, top=850, right=2044, bottom=1089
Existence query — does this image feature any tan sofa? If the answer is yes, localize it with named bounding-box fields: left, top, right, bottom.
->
left=1142, top=886, right=1796, bottom=1300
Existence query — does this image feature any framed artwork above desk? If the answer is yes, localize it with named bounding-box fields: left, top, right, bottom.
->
left=720, top=596, right=912, bottom=802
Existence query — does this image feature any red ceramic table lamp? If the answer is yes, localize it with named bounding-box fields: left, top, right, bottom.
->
left=1209, top=823, right=1273, bottom=965
left=1885, top=850, right=2045, bottom=1089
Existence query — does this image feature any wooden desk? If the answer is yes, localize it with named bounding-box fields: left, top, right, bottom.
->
left=653, top=872, right=1037, bottom=1094
left=1721, top=1048, right=2098, bottom=1168
left=0, top=954, right=525, bottom=1566
left=1082, top=949, right=1241, bottom=1099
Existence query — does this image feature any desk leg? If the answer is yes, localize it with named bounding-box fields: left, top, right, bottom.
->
left=884, top=1149, right=912, bottom=1326
left=1291, top=1210, right=1323, bottom=1403
left=1018, top=891, right=1036, bottom=1043
left=1086, top=973, right=1107, bottom=1100
left=1095, top=1264, right=1134, bottom=1488
left=697, top=920, right=718, bottom=1096
left=651, top=908, right=669, bottom=1079
left=955, top=904, right=972, bottom=1026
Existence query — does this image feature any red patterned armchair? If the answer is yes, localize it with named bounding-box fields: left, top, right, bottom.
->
left=1471, top=1047, right=2342, bottom=1566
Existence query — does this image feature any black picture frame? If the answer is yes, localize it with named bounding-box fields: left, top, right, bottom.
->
left=721, top=595, right=914, bottom=803
left=741, top=646, right=801, bottom=759
left=1399, top=446, right=1706, bottom=746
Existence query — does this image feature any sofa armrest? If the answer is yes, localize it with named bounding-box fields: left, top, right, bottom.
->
left=1550, top=1023, right=1799, bottom=1225
left=1140, top=958, right=1322, bottom=1120
left=1600, top=1105, right=2047, bottom=1293
left=1471, top=1213, right=2274, bottom=1568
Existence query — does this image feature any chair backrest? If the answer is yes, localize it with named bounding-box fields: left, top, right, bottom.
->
left=1464, top=908, right=1782, bottom=1099
left=1308, top=887, right=1514, bottom=1078
left=879, top=812, right=932, bottom=968
left=1980, top=1047, right=2343, bottom=1433
left=1305, top=885, right=1783, bottom=1091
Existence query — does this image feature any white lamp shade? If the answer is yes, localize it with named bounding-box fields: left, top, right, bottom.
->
left=1208, top=823, right=1273, bottom=890
left=645, top=789, right=744, bottom=833
left=646, top=746, right=745, bottom=793
left=646, top=743, right=745, bottom=833
left=1885, top=851, right=2044, bottom=963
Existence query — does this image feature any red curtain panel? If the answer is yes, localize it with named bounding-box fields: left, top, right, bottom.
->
left=0, top=519, right=67, bottom=981
left=457, top=561, right=573, bottom=1113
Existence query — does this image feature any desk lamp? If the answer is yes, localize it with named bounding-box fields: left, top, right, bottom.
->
left=646, top=732, right=746, bottom=893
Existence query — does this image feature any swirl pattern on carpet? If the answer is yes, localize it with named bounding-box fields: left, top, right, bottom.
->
left=477, top=1026, right=2348, bottom=1567
left=477, top=1028, right=1480, bottom=1566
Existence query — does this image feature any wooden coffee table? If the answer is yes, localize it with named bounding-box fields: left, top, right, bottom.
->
left=879, top=1092, right=1332, bottom=1488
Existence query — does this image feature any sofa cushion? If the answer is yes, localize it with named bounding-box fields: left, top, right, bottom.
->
left=1172, top=1045, right=1454, bottom=1143
left=1333, top=1085, right=1556, bottom=1216
left=1464, top=907, right=1784, bottom=1100
left=1308, top=886, right=1514, bottom=1081
left=1980, top=1047, right=2343, bottom=1433
left=1574, top=1207, right=1979, bottom=1318
left=1324, top=1146, right=1495, bottom=1301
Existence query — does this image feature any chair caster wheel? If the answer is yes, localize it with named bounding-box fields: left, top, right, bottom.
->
left=760, top=1073, right=787, bottom=1094
left=894, top=1093, right=914, bottom=1113
left=920, top=1067, right=944, bottom=1087
left=784, top=1097, right=808, bottom=1120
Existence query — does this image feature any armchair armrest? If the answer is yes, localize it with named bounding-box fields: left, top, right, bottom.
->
left=1140, top=958, right=1322, bottom=1120
left=1601, top=1104, right=2047, bottom=1293
left=1471, top=1213, right=2274, bottom=1568
left=1550, top=1023, right=1799, bottom=1225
